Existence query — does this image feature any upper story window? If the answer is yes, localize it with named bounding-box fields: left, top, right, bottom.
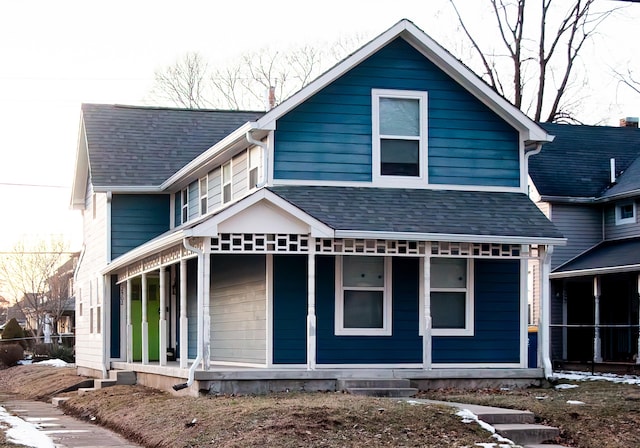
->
left=222, top=161, right=232, bottom=204
left=615, top=202, right=636, bottom=225
left=199, top=176, right=208, bottom=216
left=181, top=188, right=189, bottom=224
left=372, top=89, right=428, bottom=186
left=248, top=146, right=261, bottom=189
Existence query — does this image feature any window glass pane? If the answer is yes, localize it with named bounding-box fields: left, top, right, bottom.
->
left=380, top=98, right=419, bottom=136
left=431, top=258, right=467, bottom=288
left=222, top=163, right=231, bottom=182
left=431, top=292, right=466, bottom=329
left=343, top=256, right=384, bottom=287
left=199, top=178, right=207, bottom=193
left=344, top=290, right=384, bottom=328
left=223, top=184, right=231, bottom=203
left=249, top=167, right=258, bottom=188
left=620, top=204, right=634, bottom=219
left=380, top=139, right=419, bottom=176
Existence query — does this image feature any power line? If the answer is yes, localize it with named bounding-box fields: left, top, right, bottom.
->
left=0, top=182, right=69, bottom=189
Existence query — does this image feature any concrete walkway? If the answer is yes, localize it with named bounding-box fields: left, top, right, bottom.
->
left=0, top=396, right=142, bottom=448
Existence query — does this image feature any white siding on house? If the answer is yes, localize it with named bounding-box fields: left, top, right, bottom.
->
left=550, top=204, right=602, bottom=269
left=604, top=200, right=640, bottom=240
left=210, top=255, right=266, bottom=364
left=188, top=180, right=199, bottom=221
left=232, top=150, right=248, bottom=200
left=207, top=167, right=221, bottom=211
left=75, top=186, right=108, bottom=373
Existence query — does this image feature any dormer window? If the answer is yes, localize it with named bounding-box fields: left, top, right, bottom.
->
left=372, top=89, right=428, bottom=186
left=615, top=202, right=636, bottom=225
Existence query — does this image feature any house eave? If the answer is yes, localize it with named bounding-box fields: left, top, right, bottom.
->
left=539, top=195, right=597, bottom=204
left=92, top=185, right=164, bottom=194
left=334, top=230, right=566, bottom=246
left=550, top=263, right=640, bottom=279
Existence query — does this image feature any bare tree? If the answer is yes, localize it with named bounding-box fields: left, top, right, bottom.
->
left=0, top=238, right=71, bottom=340
left=449, top=0, right=618, bottom=123
left=612, top=66, right=640, bottom=96
left=149, top=52, right=212, bottom=109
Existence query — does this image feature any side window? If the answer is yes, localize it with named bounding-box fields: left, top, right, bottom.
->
left=199, top=177, right=208, bottom=216
left=222, top=161, right=232, bottom=204
left=248, top=146, right=261, bottom=189
left=181, top=188, right=189, bottom=224
left=615, top=202, right=636, bottom=225
left=335, top=256, right=392, bottom=336
left=372, top=89, right=428, bottom=186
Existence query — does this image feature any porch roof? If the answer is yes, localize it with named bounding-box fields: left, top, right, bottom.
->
left=268, top=186, right=564, bottom=241
left=551, top=237, right=640, bottom=278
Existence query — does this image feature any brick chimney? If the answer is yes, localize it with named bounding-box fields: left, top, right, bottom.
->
left=620, top=117, right=639, bottom=128
left=268, top=86, right=276, bottom=111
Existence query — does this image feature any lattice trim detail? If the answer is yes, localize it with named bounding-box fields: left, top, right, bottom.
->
left=211, top=233, right=310, bottom=252
left=316, top=239, right=428, bottom=255
left=431, top=241, right=521, bottom=257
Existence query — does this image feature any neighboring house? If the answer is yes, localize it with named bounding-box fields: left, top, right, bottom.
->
left=70, top=20, right=563, bottom=394
left=529, top=120, right=640, bottom=366
left=49, top=252, right=80, bottom=336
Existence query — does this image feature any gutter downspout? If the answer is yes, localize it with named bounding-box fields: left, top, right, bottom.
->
left=246, top=130, right=268, bottom=187
left=524, top=143, right=543, bottom=193
left=540, top=245, right=554, bottom=379
left=173, top=237, right=204, bottom=391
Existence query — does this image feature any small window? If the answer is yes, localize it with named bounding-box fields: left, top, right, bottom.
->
left=420, top=258, right=474, bottom=337
left=96, top=306, right=101, bottom=334
left=335, top=256, right=391, bottom=336
left=199, top=177, right=208, bottom=215
left=90, top=308, right=94, bottom=334
left=222, top=161, right=232, bottom=204
left=615, top=202, right=636, bottom=225
left=248, top=146, right=261, bottom=189
left=181, top=188, right=189, bottom=224
left=372, top=89, right=428, bottom=185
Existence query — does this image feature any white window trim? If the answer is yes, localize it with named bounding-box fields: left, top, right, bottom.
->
left=199, top=176, right=208, bottom=216
left=181, top=188, right=189, bottom=224
left=615, top=201, right=636, bottom=225
left=221, top=160, right=233, bottom=205
left=372, top=88, right=428, bottom=187
left=248, top=145, right=261, bottom=191
left=420, top=258, right=474, bottom=337
left=335, top=255, right=392, bottom=336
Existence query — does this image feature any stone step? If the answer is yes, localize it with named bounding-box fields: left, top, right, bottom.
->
left=425, top=400, right=536, bottom=424
left=337, top=378, right=411, bottom=389
left=493, top=423, right=560, bottom=445
left=51, top=397, right=69, bottom=407
left=77, top=387, right=97, bottom=396
left=347, top=387, right=418, bottom=398
left=94, top=379, right=118, bottom=389
left=108, top=370, right=137, bottom=385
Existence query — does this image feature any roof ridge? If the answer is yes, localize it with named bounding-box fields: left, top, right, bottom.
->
left=81, top=102, right=266, bottom=114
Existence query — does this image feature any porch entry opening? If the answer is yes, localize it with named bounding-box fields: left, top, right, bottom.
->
left=131, top=276, right=161, bottom=362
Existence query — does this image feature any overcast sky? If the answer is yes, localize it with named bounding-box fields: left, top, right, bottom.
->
left=0, top=0, right=638, bottom=253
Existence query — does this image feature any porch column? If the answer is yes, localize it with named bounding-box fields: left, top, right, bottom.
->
left=141, top=273, right=149, bottom=365
left=422, top=255, right=432, bottom=370
left=539, top=245, right=553, bottom=378
left=179, top=259, right=188, bottom=369
left=593, top=275, right=602, bottom=363
left=636, top=273, right=640, bottom=365
left=562, top=281, right=568, bottom=360
left=126, top=279, right=133, bottom=363
left=203, top=240, right=211, bottom=370
left=307, top=238, right=316, bottom=370
left=159, top=266, right=167, bottom=366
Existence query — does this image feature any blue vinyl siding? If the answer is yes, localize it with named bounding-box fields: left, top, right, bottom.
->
left=272, top=255, right=307, bottom=364
left=110, top=194, right=170, bottom=260
left=274, top=38, right=519, bottom=187
left=316, top=256, right=422, bottom=364
left=433, top=259, right=521, bottom=363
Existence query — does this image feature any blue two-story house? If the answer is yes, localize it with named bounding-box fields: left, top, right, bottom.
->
left=70, top=20, right=563, bottom=394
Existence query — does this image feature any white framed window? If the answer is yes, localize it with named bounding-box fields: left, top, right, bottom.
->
left=248, top=146, right=261, bottom=189
left=181, top=188, right=189, bottom=224
left=199, top=176, right=208, bottom=216
left=615, top=202, right=636, bottom=225
left=221, top=161, right=232, bottom=204
left=335, top=255, right=392, bottom=336
left=420, top=258, right=474, bottom=337
left=372, top=89, right=428, bottom=186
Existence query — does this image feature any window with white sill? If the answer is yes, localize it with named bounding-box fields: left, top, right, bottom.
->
left=615, top=202, right=636, bottom=225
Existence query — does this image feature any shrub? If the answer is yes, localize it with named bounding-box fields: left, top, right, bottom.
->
left=32, top=343, right=75, bottom=364
left=0, top=344, right=24, bottom=367
left=2, top=318, right=26, bottom=349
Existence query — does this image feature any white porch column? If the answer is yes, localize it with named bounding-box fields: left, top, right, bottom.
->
left=126, top=279, right=133, bottom=363
left=637, top=273, right=640, bottom=365
left=593, top=275, right=602, bottom=363
left=159, top=266, right=167, bottom=367
left=141, top=273, right=149, bottom=365
left=422, top=256, right=432, bottom=370
left=307, top=238, right=316, bottom=370
left=203, top=240, right=211, bottom=370
left=539, top=245, right=554, bottom=378
left=179, top=259, right=188, bottom=369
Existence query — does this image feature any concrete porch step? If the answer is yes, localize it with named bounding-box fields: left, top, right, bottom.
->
left=347, top=387, right=418, bottom=397
left=493, top=423, right=560, bottom=445
left=108, top=370, right=137, bottom=385
left=94, top=378, right=118, bottom=389
left=338, top=378, right=417, bottom=397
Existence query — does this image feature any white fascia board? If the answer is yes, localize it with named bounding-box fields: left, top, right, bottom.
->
left=550, top=263, right=640, bottom=279
left=160, top=122, right=261, bottom=191
left=70, top=120, right=89, bottom=210
left=92, top=185, right=164, bottom=193
left=101, top=230, right=185, bottom=275
left=184, top=188, right=335, bottom=238
left=335, top=230, right=566, bottom=246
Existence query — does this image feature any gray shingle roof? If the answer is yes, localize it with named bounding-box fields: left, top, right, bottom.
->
left=530, top=123, right=640, bottom=199
left=554, top=238, right=640, bottom=274
left=268, top=186, right=563, bottom=240
left=601, top=155, right=640, bottom=198
left=82, top=104, right=264, bottom=187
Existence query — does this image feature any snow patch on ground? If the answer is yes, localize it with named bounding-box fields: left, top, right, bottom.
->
left=34, top=359, right=68, bottom=367
left=567, top=400, right=585, bottom=405
left=0, top=406, right=55, bottom=448
left=456, top=409, right=516, bottom=446
left=555, top=370, right=640, bottom=386
left=555, top=383, right=579, bottom=390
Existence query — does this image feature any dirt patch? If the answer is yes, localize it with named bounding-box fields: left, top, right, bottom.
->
left=0, top=364, right=86, bottom=400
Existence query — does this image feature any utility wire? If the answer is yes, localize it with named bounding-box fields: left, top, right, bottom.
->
left=0, top=182, right=69, bottom=189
